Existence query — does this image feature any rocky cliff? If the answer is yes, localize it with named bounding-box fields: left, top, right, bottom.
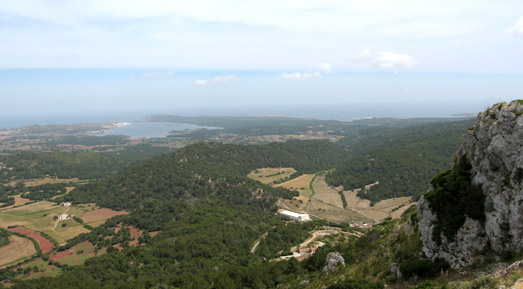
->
left=419, top=100, right=523, bottom=269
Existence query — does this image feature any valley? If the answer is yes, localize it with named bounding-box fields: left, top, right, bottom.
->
left=2, top=111, right=515, bottom=289
left=3, top=1, right=522, bottom=287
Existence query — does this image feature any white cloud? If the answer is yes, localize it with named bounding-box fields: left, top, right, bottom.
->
left=354, top=49, right=373, bottom=62
left=212, top=75, right=236, bottom=83
left=283, top=62, right=334, bottom=80
left=282, top=71, right=321, bottom=80
left=194, top=80, right=208, bottom=86
left=0, top=1, right=521, bottom=72
left=143, top=70, right=174, bottom=79
left=509, top=16, right=523, bottom=37
left=194, top=75, right=236, bottom=86
left=318, top=62, right=332, bottom=73
left=0, top=0, right=493, bottom=37
left=372, top=51, right=417, bottom=68
left=352, top=50, right=418, bottom=69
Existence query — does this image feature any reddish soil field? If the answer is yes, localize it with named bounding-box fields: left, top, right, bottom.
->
left=49, top=248, right=74, bottom=261
left=79, top=208, right=128, bottom=223
left=8, top=227, right=55, bottom=253
left=49, top=241, right=91, bottom=261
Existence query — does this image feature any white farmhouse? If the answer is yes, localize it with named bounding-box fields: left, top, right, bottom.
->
left=279, top=210, right=311, bottom=222
left=58, top=214, right=74, bottom=220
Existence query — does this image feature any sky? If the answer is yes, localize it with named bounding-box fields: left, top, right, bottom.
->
left=1, top=0, right=523, bottom=126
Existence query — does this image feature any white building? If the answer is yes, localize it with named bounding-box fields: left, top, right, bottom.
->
left=279, top=210, right=311, bottom=222
left=61, top=202, right=72, bottom=207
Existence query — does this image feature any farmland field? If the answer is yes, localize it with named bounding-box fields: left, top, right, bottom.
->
left=17, top=259, right=62, bottom=280
left=57, top=252, right=94, bottom=266
left=0, top=201, right=125, bottom=245
left=13, top=241, right=101, bottom=281
left=0, top=194, right=32, bottom=209
left=0, top=235, right=36, bottom=267
left=275, top=173, right=415, bottom=223
left=247, top=167, right=297, bottom=184
left=52, top=219, right=90, bottom=244
left=353, top=208, right=390, bottom=221
left=310, top=175, right=344, bottom=208
left=391, top=203, right=416, bottom=219
left=48, top=240, right=106, bottom=267
left=276, top=174, right=315, bottom=191
left=276, top=174, right=315, bottom=208
left=50, top=186, right=77, bottom=200
left=8, top=227, right=55, bottom=253
left=311, top=175, right=338, bottom=195
left=78, top=208, right=129, bottom=223
left=281, top=198, right=307, bottom=212
left=7, top=177, right=85, bottom=187
left=307, top=200, right=372, bottom=223
left=343, top=190, right=372, bottom=208
left=373, top=197, right=412, bottom=211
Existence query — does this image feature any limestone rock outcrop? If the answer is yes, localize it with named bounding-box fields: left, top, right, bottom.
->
left=419, top=100, right=523, bottom=269
left=323, top=252, right=346, bottom=273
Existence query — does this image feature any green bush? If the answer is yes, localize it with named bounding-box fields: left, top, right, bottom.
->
left=425, top=155, right=485, bottom=243
left=0, top=229, right=11, bottom=247
left=459, top=276, right=498, bottom=289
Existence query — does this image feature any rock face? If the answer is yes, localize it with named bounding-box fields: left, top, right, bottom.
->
left=323, top=252, right=345, bottom=273
left=419, top=100, right=523, bottom=269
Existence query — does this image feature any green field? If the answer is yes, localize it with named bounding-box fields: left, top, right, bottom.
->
left=57, top=252, right=94, bottom=266
left=18, top=259, right=62, bottom=280
left=247, top=167, right=297, bottom=184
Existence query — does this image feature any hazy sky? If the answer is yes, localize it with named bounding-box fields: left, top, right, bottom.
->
left=1, top=1, right=522, bottom=124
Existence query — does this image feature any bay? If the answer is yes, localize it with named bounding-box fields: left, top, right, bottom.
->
left=98, top=122, right=221, bottom=138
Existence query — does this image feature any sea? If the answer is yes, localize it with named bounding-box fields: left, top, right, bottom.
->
left=98, top=122, right=221, bottom=138
left=0, top=103, right=474, bottom=136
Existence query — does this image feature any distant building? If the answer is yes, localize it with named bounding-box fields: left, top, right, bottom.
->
left=58, top=214, right=74, bottom=220
left=61, top=202, right=72, bottom=207
left=279, top=210, right=311, bottom=222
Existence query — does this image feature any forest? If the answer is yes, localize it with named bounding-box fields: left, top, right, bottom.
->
left=144, top=114, right=464, bottom=138
left=0, top=120, right=477, bottom=288
left=6, top=140, right=350, bottom=288
left=326, top=119, right=473, bottom=202
left=0, top=145, right=171, bottom=182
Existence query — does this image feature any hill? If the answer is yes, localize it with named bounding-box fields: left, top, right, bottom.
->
left=5, top=117, right=523, bottom=288
left=0, top=145, right=171, bottom=183
left=61, top=140, right=347, bottom=211
left=2, top=140, right=345, bottom=288
left=326, top=119, right=474, bottom=202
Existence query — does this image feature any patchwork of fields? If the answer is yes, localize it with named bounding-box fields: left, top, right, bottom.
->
left=0, top=177, right=136, bottom=280
left=0, top=200, right=127, bottom=245
left=1, top=164, right=417, bottom=281
left=249, top=167, right=416, bottom=224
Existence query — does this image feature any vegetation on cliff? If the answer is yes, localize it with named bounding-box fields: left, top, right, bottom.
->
left=425, top=155, right=485, bottom=243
